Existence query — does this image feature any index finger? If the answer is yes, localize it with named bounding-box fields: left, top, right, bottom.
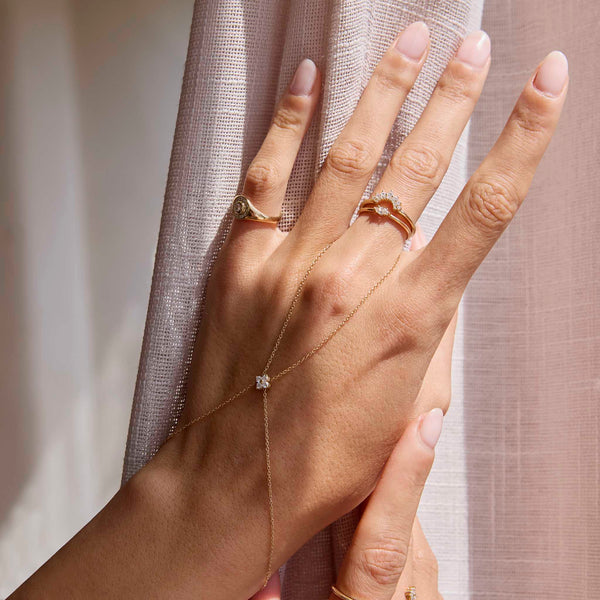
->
left=417, top=50, right=568, bottom=315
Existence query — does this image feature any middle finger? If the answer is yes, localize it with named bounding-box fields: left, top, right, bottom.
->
left=287, top=21, right=430, bottom=252
left=348, top=30, right=491, bottom=251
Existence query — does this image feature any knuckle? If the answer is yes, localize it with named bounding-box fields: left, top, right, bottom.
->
left=436, top=63, right=482, bottom=105
left=372, top=63, right=412, bottom=94
left=301, top=268, right=351, bottom=317
left=209, top=263, right=248, bottom=302
left=465, top=178, right=522, bottom=232
left=389, top=144, right=447, bottom=190
left=378, top=293, right=431, bottom=353
left=355, top=536, right=408, bottom=587
left=381, top=309, right=421, bottom=350
left=244, top=159, right=282, bottom=196
left=325, top=139, right=376, bottom=180
left=272, top=104, right=304, bottom=133
left=511, top=96, right=553, bottom=139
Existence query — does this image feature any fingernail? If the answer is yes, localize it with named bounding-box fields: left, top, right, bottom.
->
left=410, top=225, right=427, bottom=251
left=455, top=30, right=490, bottom=68
left=418, top=408, right=444, bottom=449
left=532, top=51, right=568, bottom=97
left=289, top=58, right=317, bottom=96
left=394, top=21, right=429, bottom=61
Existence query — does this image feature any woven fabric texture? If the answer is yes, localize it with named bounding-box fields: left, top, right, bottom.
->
left=122, top=1, right=600, bottom=598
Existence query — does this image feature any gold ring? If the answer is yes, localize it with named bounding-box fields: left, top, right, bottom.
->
left=405, top=585, right=417, bottom=600
left=331, top=585, right=359, bottom=600
left=358, top=190, right=416, bottom=239
left=232, top=194, right=281, bottom=223
left=358, top=205, right=413, bottom=239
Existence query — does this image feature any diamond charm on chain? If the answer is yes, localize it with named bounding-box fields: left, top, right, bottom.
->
left=256, top=374, right=271, bottom=390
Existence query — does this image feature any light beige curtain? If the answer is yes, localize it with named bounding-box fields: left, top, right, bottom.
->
left=123, top=1, right=599, bottom=598
left=0, top=0, right=193, bottom=594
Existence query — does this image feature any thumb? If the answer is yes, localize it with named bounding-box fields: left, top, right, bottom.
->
left=330, top=408, right=443, bottom=600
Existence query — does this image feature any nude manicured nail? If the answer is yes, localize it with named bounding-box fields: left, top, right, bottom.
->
left=289, top=58, right=317, bottom=96
left=394, top=21, right=429, bottom=61
left=533, top=51, right=569, bottom=97
left=419, top=408, right=444, bottom=449
left=455, top=30, right=490, bottom=68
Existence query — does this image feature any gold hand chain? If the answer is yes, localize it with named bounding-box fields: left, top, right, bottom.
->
left=164, top=242, right=403, bottom=588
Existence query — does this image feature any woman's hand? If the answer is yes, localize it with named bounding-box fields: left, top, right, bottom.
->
left=12, top=21, right=568, bottom=600
left=252, top=408, right=445, bottom=600
left=251, top=227, right=454, bottom=600
left=144, top=20, right=567, bottom=597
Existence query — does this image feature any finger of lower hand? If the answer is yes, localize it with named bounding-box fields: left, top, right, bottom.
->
left=410, top=517, right=440, bottom=600
left=331, top=408, right=444, bottom=600
left=249, top=570, right=281, bottom=600
left=417, top=50, right=568, bottom=314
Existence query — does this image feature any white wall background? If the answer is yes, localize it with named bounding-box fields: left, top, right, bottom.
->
left=0, top=0, right=194, bottom=592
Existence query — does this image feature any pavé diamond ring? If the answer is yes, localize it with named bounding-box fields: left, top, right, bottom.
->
left=358, top=190, right=416, bottom=239
left=358, top=190, right=416, bottom=240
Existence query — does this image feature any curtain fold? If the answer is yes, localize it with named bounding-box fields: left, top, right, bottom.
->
left=122, top=1, right=600, bottom=598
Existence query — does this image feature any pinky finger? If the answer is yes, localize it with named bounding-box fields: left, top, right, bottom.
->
left=416, top=50, right=568, bottom=320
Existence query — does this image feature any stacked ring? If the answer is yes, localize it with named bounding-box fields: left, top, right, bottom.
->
left=358, top=190, right=416, bottom=239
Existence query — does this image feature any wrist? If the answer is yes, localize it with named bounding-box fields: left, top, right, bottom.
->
left=135, top=430, right=270, bottom=598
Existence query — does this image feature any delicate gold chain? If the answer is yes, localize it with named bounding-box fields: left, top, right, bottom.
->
left=262, top=243, right=332, bottom=375
left=164, top=241, right=403, bottom=588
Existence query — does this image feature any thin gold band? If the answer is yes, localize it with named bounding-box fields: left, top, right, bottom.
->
left=358, top=204, right=414, bottom=239
left=331, top=585, right=359, bottom=600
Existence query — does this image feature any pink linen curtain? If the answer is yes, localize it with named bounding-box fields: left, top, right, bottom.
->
left=122, top=1, right=600, bottom=598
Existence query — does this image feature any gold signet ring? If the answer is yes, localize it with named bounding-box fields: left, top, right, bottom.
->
left=232, top=194, right=281, bottom=224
